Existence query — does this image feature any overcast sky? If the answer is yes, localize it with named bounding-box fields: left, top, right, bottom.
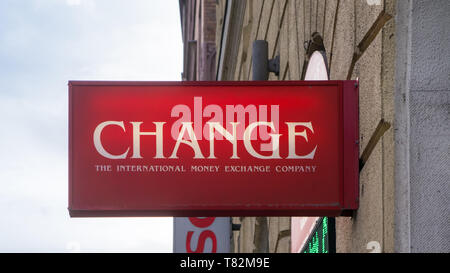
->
left=0, top=0, right=182, bottom=252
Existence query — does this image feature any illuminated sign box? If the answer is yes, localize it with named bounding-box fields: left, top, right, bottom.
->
left=68, top=81, right=359, bottom=217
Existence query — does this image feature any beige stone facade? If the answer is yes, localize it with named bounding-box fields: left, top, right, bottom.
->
left=179, top=0, right=450, bottom=253
left=179, top=0, right=450, bottom=254
left=215, top=0, right=396, bottom=253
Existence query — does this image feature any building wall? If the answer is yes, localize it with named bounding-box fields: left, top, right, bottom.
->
left=216, top=0, right=396, bottom=253
left=212, top=0, right=449, bottom=253
left=180, top=0, right=216, bottom=81
left=395, top=0, right=450, bottom=253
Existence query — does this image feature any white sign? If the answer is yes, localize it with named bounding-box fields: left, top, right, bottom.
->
left=173, top=217, right=231, bottom=253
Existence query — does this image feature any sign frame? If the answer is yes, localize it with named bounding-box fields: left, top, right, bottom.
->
left=68, top=80, right=359, bottom=217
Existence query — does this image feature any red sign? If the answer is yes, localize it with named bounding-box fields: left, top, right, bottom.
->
left=68, top=81, right=359, bottom=217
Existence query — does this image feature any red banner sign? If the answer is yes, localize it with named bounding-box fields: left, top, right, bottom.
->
left=68, top=81, right=359, bottom=217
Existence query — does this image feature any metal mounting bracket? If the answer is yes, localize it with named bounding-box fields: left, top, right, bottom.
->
left=268, top=55, right=280, bottom=76
left=252, top=40, right=280, bottom=80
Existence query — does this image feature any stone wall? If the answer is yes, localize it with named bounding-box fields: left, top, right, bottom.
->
left=216, top=0, right=397, bottom=253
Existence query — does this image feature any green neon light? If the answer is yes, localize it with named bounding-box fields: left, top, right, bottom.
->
left=303, top=217, right=329, bottom=253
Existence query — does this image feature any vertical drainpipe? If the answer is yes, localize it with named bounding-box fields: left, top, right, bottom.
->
left=251, top=40, right=279, bottom=253
left=252, top=40, right=269, bottom=80
left=252, top=40, right=269, bottom=253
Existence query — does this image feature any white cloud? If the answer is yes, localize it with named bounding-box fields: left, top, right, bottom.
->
left=0, top=0, right=182, bottom=252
